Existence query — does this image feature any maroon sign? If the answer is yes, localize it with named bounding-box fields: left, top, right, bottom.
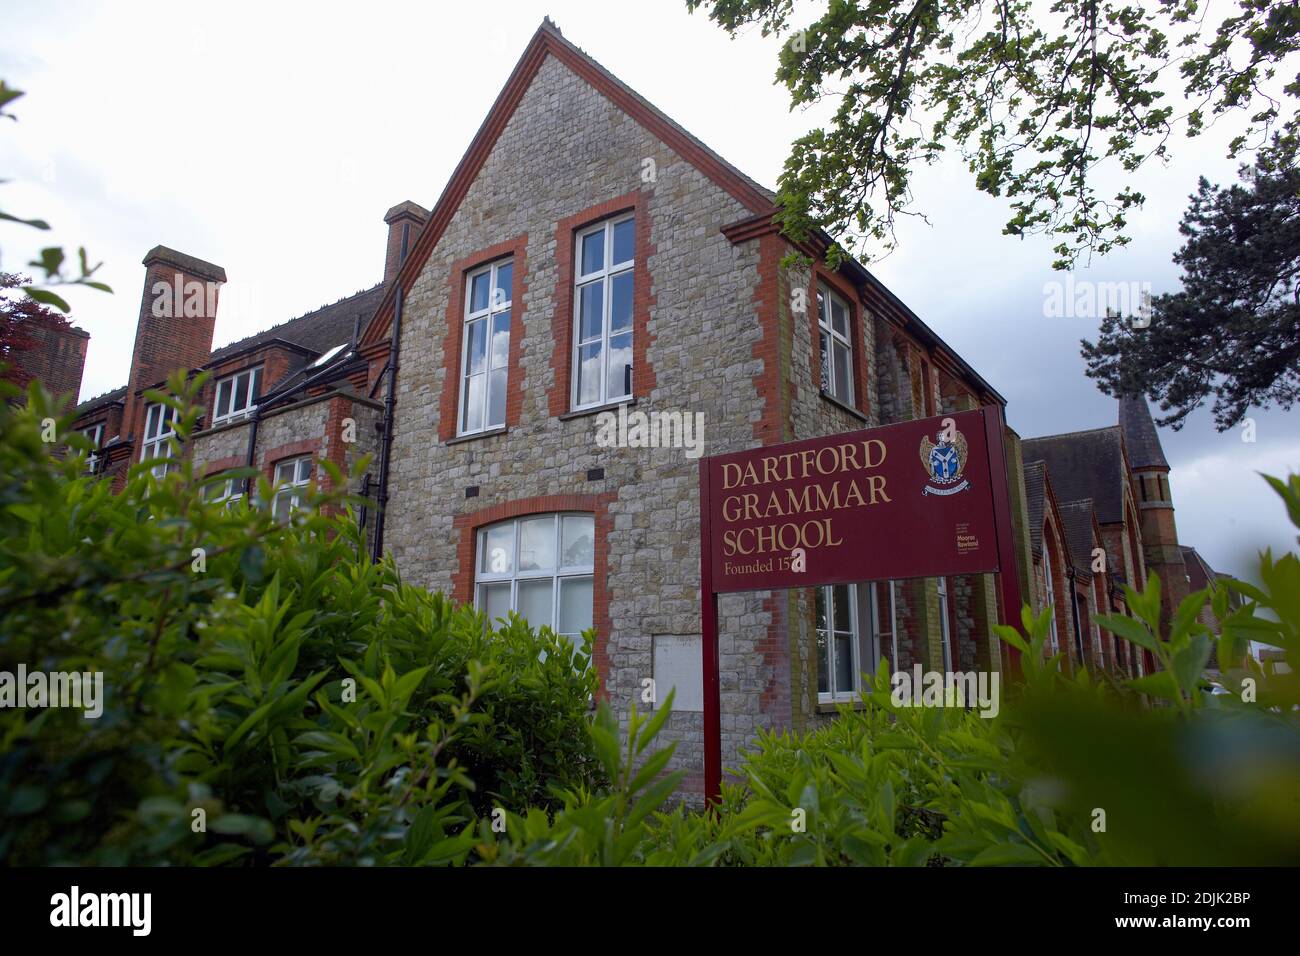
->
left=697, top=405, right=1023, bottom=809
left=704, top=408, right=1002, bottom=593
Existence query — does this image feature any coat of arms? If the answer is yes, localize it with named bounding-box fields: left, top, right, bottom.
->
left=919, top=424, right=971, bottom=496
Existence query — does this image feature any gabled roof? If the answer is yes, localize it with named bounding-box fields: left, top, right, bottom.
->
left=1119, top=394, right=1169, bottom=469
left=74, top=284, right=383, bottom=420
left=1180, top=545, right=1218, bottom=591
left=1022, top=426, right=1129, bottom=525
left=1022, top=459, right=1047, bottom=555
left=1058, top=498, right=1101, bottom=578
left=209, top=284, right=383, bottom=364
left=361, top=18, right=776, bottom=350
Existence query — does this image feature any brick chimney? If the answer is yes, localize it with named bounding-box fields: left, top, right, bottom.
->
left=11, top=321, right=90, bottom=410
left=121, top=246, right=226, bottom=443
left=383, top=201, right=429, bottom=283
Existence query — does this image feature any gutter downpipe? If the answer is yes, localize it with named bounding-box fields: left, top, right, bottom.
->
left=370, top=284, right=402, bottom=563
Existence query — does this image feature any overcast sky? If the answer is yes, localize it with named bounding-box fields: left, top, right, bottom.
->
left=2, top=0, right=1297, bottom=578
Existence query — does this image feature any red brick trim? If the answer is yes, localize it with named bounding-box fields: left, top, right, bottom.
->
left=360, top=22, right=772, bottom=352
left=452, top=492, right=618, bottom=693
left=262, top=438, right=317, bottom=483
left=810, top=263, right=868, bottom=418
left=750, top=232, right=787, bottom=445
left=548, top=191, right=656, bottom=417
left=199, top=455, right=244, bottom=477
left=320, top=396, right=354, bottom=512
left=438, top=235, right=529, bottom=442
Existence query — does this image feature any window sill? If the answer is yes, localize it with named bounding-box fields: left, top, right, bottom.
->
left=818, top=389, right=869, bottom=423
left=558, top=397, right=636, bottom=422
left=816, top=698, right=867, bottom=714
left=446, top=426, right=507, bottom=446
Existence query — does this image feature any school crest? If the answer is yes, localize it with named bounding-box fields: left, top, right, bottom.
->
left=919, top=425, right=971, bottom=497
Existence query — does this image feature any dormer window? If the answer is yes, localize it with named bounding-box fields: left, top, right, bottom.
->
left=213, top=366, right=263, bottom=425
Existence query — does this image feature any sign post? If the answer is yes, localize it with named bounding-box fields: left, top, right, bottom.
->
left=698, top=406, right=1022, bottom=807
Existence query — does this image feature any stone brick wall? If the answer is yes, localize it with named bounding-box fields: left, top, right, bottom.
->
left=380, top=54, right=772, bottom=792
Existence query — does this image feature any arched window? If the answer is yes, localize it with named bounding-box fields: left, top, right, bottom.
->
left=1042, top=531, right=1060, bottom=657
left=475, top=513, right=595, bottom=641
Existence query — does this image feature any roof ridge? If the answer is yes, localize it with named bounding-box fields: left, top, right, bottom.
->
left=212, top=283, right=382, bottom=354
left=75, top=384, right=127, bottom=412
left=1024, top=424, right=1120, bottom=442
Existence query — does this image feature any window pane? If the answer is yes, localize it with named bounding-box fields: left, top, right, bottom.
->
left=467, top=317, right=487, bottom=374
left=480, top=582, right=511, bottom=623
left=489, top=312, right=510, bottom=368
left=578, top=280, right=604, bottom=343
left=580, top=230, right=604, bottom=274
left=815, top=587, right=828, bottom=631
left=296, top=458, right=312, bottom=483
left=487, top=368, right=506, bottom=428
left=469, top=271, right=490, bottom=313
left=607, top=332, right=632, bottom=399
left=251, top=367, right=263, bottom=403
left=833, top=584, right=852, bottom=632
left=612, top=219, right=634, bottom=265
left=817, top=290, right=826, bottom=326
left=494, top=261, right=513, bottom=307
left=557, top=576, right=593, bottom=635
left=816, top=629, right=829, bottom=694
left=833, top=342, right=852, bottom=402
left=610, top=271, right=632, bottom=333
left=819, top=332, right=831, bottom=392
left=834, top=633, right=854, bottom=693
left=275, top=460, right=295, bottom=483
left=216, top=380, right=233, bottom=418
left=273, top=491, right=293, bottom=522
left=481, top=523, right=514, bottom=575
left=518, top=516, right=556, bottom=572
left=561, top=515, right=595, bottom=568
left=462, top=373, right=484, bottom=433
left=517, top=578, right=554, bottom=630
left=577, top=341, right=602, bottom=406
left=832, top=300, right=848, bottom=337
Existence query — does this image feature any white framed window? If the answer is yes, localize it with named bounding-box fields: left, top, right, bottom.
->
left=459, top=259, right=513, bottom=435
left=202, top=475, right=243, bottom=509
left=82, top=422, right=104, bottom=473
left=141, top=401, right=178, bottom=478
left=272, top=456, right=312, bottom=521
left=1042, top=547, right=1060, bottom=657
left=937, top=576, right=953, bottom=671
left=475, top=513, right=595, bottom=642
left=572, top=215, right=634, bottom=410
left=817, top=284, right=854, bottom=405
left=816, top=584, right=860, bottom=701
left=213, top=366, right=263, bottom=425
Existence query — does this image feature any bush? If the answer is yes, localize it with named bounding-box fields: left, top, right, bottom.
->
left=3, top=374, right=1298, bottom=867
left=0, top=375, right=603, bottom=865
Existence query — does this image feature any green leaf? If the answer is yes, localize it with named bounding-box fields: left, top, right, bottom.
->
left=969, top=842, right=1050, bottom=866
left=21, top=287, right=70, bottom=313
left=1097, top=613, right=1158, bottom=652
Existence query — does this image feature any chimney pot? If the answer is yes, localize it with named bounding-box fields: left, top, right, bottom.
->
left=383, top=201, right=430, bottom=283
